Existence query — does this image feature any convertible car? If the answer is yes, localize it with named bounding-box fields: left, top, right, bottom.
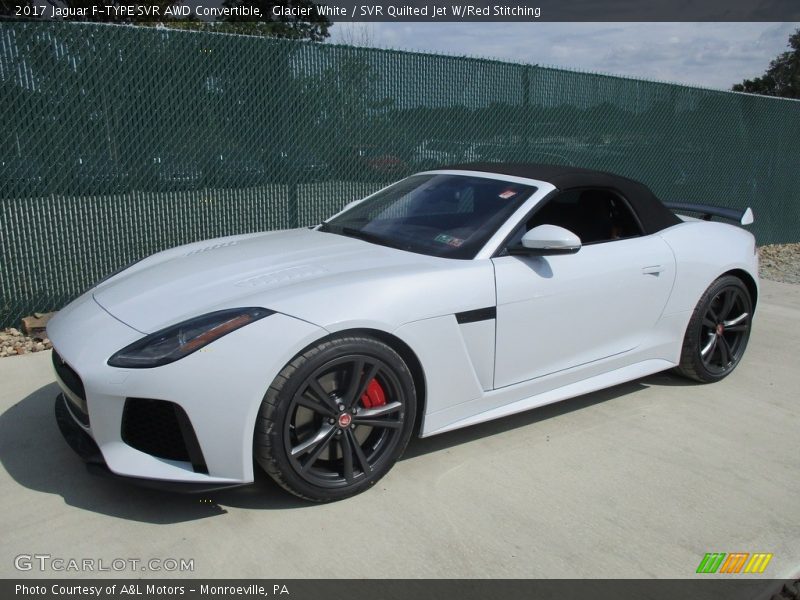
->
left=49, top=163, right=758, bottom=501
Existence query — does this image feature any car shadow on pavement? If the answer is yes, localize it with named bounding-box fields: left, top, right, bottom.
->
left=0, top=373, right=697, bottom=522
left=638, top=370, right=705, bottom=387
left=0, top=383, right=309, bottom=524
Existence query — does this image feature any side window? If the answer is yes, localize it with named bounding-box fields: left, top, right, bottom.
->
left=512, top=188, right=643, bottom=246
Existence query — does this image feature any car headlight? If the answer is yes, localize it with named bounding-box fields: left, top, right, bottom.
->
left=108, top=307, right=273, bottom=368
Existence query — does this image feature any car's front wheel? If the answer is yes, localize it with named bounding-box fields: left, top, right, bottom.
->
left=676, top=275, right=753, bottom=383
left=254, top=335, right=416, bottom=502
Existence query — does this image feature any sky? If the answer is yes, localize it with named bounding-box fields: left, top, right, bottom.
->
left=329, top=22, right=800, bottom=91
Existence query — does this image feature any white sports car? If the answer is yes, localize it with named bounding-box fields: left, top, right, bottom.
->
left=49, top=164, right=758, bottom=501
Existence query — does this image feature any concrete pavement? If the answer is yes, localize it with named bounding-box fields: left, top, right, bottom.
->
left=0, top=279, right=798, bottom=579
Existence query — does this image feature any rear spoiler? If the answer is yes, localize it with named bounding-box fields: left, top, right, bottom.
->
left=665, top=202, right=754, bottom=226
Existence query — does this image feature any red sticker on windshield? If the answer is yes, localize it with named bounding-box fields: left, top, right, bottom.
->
left=498, top=189, right=517, bottom=199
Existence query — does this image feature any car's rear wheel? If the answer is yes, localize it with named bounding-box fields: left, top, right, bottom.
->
left=254, top=335, right=416, bottom=502
left=676, top=275, right=753, bottom=383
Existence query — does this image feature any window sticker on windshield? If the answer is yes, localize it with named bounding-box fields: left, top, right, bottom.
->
left=498, top=189, right=518, bottom=199
left=434, top=233, right=464, bottom=247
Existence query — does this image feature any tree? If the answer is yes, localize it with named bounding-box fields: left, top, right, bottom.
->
left=732, top=28, right=800, bottom=98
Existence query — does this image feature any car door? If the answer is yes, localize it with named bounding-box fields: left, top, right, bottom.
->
left=491, top=188, right=676, bottom=389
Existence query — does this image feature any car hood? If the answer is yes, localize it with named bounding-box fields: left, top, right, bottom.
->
left=92, top=228, right=493, bottom=333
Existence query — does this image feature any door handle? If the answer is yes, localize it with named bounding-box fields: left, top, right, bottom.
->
left=642, top=265, right=664, bottom=276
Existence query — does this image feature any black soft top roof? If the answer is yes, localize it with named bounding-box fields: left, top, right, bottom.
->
left=442, top=162, right=681, bottom=234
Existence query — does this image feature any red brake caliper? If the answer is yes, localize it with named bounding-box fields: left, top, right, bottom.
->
left=360, top=379, right=386, bottom=409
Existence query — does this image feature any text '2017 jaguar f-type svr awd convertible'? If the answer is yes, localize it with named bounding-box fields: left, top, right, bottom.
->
left=49, top=163, right=758, bottom=501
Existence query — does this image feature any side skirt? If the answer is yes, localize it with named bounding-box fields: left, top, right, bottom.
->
left=421, top=358, right=674, bottom=437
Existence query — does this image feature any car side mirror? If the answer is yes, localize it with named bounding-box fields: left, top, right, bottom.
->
left=510, top=225, right=582, bottom=255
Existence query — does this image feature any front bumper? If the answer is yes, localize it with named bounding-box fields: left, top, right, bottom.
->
left=55, top=394, right=242, bottom=493
left=47, top=291, right=326, bottom=487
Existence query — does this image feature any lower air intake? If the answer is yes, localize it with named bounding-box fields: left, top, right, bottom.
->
left=121, top=398, right=208, bottom=474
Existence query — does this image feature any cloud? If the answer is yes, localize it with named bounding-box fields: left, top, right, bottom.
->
left=329, top=22, right=800, bottom=90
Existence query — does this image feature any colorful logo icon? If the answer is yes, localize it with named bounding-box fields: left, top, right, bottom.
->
left=696, top=552, right=773, bottom=574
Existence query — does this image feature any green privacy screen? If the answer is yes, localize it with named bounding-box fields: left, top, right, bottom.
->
left=1, top=22, right=799, bottom=327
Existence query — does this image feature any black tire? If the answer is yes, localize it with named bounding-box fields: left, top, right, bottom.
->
left=254, top=335, right=417, bottom=502
left=675, top=275, right=753, bottom=383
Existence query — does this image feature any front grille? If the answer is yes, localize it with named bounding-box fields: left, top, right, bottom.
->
left=121, top=398, right=208, bottom=473
left=52, top=349, right=89, bottom=426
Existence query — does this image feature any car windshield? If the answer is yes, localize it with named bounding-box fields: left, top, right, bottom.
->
left=320, top=174, right=536, bottom=259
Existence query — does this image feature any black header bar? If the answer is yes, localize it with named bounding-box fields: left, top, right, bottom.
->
left=2, top=0, right=799, bottom=22
left=2, top=579, right=795, bottom=600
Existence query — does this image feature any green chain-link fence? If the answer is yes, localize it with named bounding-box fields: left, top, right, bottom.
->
left=2, top=21, right=799, bottom=327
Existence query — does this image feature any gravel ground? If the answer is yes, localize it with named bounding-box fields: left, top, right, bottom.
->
left=0, top=243, right=796, bottom=359
left=759, top=243, right=800, bottom=285
left=0, top=328, right=51, bottom=358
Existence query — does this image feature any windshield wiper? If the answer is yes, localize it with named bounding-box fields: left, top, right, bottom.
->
left=341, top=227, right=405, bottom=250
left=318, top=222, right=409, bottom=251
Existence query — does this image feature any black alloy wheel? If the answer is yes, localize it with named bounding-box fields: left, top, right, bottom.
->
left=255, top=335, right=416, bottom=502
left=676, top=275, right=753, bottom=383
